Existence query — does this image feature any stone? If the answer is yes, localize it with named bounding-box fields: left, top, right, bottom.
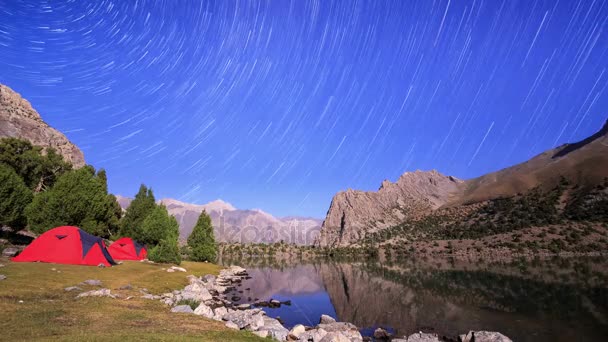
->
left=236, top=303, right=251, bottom=310
left=0, top=275, right=6, bottom=281
left=166, top=268, right=175, bottom=273
left=142, top=294, right=161, bottom=300
left=460, top=331, right=512, bottom=342
left=289, top=324, right=306, bottom=339
left=373, top=327, right=391, bottom=340
left=225, top=321, right=239, bottom=330
left=118, top=284, right=133, bottom=290
left=97, top=263, right=106, bottom=268
left=202, top=274, right=216, bottom=283
left=406, top=332, right=441, bottom=342
left=171, top=305, right=194, bottom=314
left=319, top=332, right=351, bottom=342
left=64, top=286, right=82, bottom=292
left=2, top=247, right=19, bottom=257
left=223, top=310, right=264, bottom=330
left=298, top=328, right=328, bottom=342
left=253, top=330, right=269, bottom=338
left=262, top=316, right=289, bottom=341
left=81, top=279, right=102, bottom=286
left=319, top=314, right=337, bottom=324
left=0, top=263, right=4, bottom=267
left=213, top=307, right=228, bottom=321
left=76, top=289, right=115, bottom=299
left=270, top=299, right=281, bottom=307
left=193, top=303, right=214, bottom=319
left=181, top=287, right=213, bottom=302
left=169, top=266, right=187, bottom=272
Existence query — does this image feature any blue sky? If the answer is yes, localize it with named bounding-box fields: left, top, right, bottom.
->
left=1, top=0, right=607, bottom=218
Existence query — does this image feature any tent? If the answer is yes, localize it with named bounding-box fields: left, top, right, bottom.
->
left=108, top=237, right=147, bottom=260
left=12, top=226, right=116, bottom=266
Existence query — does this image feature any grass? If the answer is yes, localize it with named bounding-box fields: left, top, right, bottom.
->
left=0, top=258, right=265, bottom=341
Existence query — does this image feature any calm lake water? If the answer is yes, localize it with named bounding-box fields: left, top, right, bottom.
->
left=220, top=256, right=608, bottom=341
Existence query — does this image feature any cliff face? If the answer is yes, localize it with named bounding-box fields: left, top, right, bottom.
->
left=316, top=170, right=463, bottom=247
left=317, top=119, right=608, bottom=248
left=0, top=84, right=85, bottom=168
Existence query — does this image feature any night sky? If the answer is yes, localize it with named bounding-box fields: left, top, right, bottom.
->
left=0, top=0, right=606, bottom=218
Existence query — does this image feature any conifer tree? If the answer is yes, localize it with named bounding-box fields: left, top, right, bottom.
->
left=187, top=210, right=217, bottom=262
left=120, top=184, right=156, bottom=239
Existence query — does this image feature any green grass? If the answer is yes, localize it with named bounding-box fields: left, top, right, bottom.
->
left=0, top=258, right=264, bottom=341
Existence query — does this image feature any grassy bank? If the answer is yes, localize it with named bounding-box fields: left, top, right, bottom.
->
left=0, top=258, right=264, bottom=341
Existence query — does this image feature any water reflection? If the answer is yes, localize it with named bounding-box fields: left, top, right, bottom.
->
left=220, top=256, right=608, bottom=341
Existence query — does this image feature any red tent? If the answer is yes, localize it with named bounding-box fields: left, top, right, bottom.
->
left=12, top=226, right=116, bottom=267
left=108, top=237, right=147, bottom=260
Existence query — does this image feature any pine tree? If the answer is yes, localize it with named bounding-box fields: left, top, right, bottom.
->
left=140, top=204, right=179, bottom=246
left=187, top=210, right=217, bottom=262
left=119, top=184, right=156, bottom=240
left=25, top=166, right=121, bottom=237
left=0, top=163, right=33, bottom=230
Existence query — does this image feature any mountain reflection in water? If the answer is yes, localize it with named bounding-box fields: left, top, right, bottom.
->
left=220, top=257, right=608, bottom=341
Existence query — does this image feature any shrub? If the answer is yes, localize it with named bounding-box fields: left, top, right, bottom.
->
left=148, top=238, right=181, bottom=264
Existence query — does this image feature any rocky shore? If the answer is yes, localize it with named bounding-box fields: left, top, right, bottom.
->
left=150, top=265, right=513, bottom=342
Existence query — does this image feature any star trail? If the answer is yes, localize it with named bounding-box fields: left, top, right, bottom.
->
left=0, top=0, right=607, bottom=217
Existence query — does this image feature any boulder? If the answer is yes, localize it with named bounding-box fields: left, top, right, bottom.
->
left=289, top=324, right=306, bottom=339
left=406, top=332, right=441, bottom=342
left=460, top=331, right=512, bottom=342
left=298, top=328, right=328, bottom=342
left=193, top=303, right=214, bottom=319
left=181, top=287, right=212, bottom=302
left=76, top=289, right=115, bottom=299
left=262, top=316, right=289, bottom=341
left=223, top=310, right=265, bottom=330
left=319, top=314, right=337, bottom=324
left=236, top=303, right=251, bottom=310
left=213, top=306, right=228, bottom=321
left=319, top=332, right=351, bottom=342
left=2, top=247, right=19, bottom=257
left=81, top=279, right=102, bottom=286
left=169, top=266, right=187, bottom=272
left=171, top=305, right=194, bottom=314
left=316, top=322, right=358, bottom=333
left=202, top=274, right=216, bottom=283
left=373, top=327, right=391, bottom=340
left=225, top=321, right=239, bottom=330
left=253, top=330, right=269, bottom=338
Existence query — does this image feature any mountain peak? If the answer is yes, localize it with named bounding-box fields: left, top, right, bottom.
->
left=203, top=199, right=236, bottom=212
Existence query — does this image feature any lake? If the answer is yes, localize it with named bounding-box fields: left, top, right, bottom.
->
left=220, top=255, right=608, bottom=341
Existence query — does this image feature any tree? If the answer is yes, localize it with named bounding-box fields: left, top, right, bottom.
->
left=140, top=204, right=179, bottom=246
left=0, top=163, right=33, bottom=230
left=25, top=165, right=120, bottom=237
left=187, top=210, right=217, bottom=262
left=120, top=184, right=156, bottom=239
left=148, top=238, right=181, bottom=264
left=0, top=138, right=71, bottom=191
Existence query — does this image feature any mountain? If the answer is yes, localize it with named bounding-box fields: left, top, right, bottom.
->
left=317, top=119, right=608, bottom=248
left=0, top=84, right=85, bottom=168
left=116, top=197, right=322, bottom=244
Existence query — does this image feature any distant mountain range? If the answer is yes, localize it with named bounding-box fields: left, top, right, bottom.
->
left=317, top=119, right=608, bottom=248
left=115, top=195, right=322, bottom=244
left=0, top=84, right=85, bottom=168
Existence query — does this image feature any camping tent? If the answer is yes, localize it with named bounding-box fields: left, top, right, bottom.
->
left=12, top=226, right=116, bottom=266
left=108, top=237, right=147, bottom=260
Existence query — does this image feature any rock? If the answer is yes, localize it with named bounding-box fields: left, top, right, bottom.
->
left=253, top=330, right=269, bottom=338
left=236, top=303, right=251, bottom=310
left=262, top=316, right=289, bottom=341
left=142, top=293, right=161, bottom=300
left=81, top=279, right=102, bottom=286
left=77, top=289, right=115, bottom=299
left=319, top=314, right=337, bottom=324
left=97, top=263, right=106, bottom=268
left=193, top=303, right=214, bottom=318
left=0, top=263, right=4, bottom=267
left=0, top=84, right=86, bottom=167
left=202, top=274, right=216, bottom=283
left=319, top=332, right=351, bottom=342
left=64, top=286, right=82, bottom=292
left=171, top=305, right=194, bottom=314
left=225, top=321, right=239, bottom=330
left=460, top=331, right=512, bottom=342
left=213, top=306, right=228, bottom=321
left=316, top=322, right=362, bottom=341
left=270, top=299, right=281, bottom=306
left=298, top=328, right=328, bottom=342
left=406, top=332, right=441, bottom=342
left=166, top=268, right=175, bottom=273
left=223, top=310, right=264, bottom=330
left=169, top=266, right=187, bottom=272
left=373, top=327, right=391, bottom=340
left=0, top=275, right=6, bottom=281
left=289, top=324, right=306, bottom=339
left=2, top=247, right=19, bottom=257
left=181, top=286, right=212, bottom=302
left=117, top=284, right=133, bottom=290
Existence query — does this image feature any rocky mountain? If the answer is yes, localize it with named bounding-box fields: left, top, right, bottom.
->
left=116, top=197, right=322, bottom=244
left=0, top=84, right=85, bottom=168
left=317, top=119, right=608, bottom=248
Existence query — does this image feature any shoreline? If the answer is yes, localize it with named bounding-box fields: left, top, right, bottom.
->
left=158, top=265, right=513, bottom=342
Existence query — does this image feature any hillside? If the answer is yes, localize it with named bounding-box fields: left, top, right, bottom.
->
left=317, top=119, right=608, bottom=250
left=0, top=84, right=85, bottom=168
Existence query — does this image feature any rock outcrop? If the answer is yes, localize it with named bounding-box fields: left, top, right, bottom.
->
left=0, top=84, right=85, bottom=168
left=316, top=170, right=463, bottom=247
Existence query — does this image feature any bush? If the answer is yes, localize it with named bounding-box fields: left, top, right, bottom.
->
left=187, top=210, right=217, bottom=262
left=140, top=205, right=179, bottom=246
left=0, top=164, right=33, bottom=230
left=149, top=238, right=181, bottom=264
